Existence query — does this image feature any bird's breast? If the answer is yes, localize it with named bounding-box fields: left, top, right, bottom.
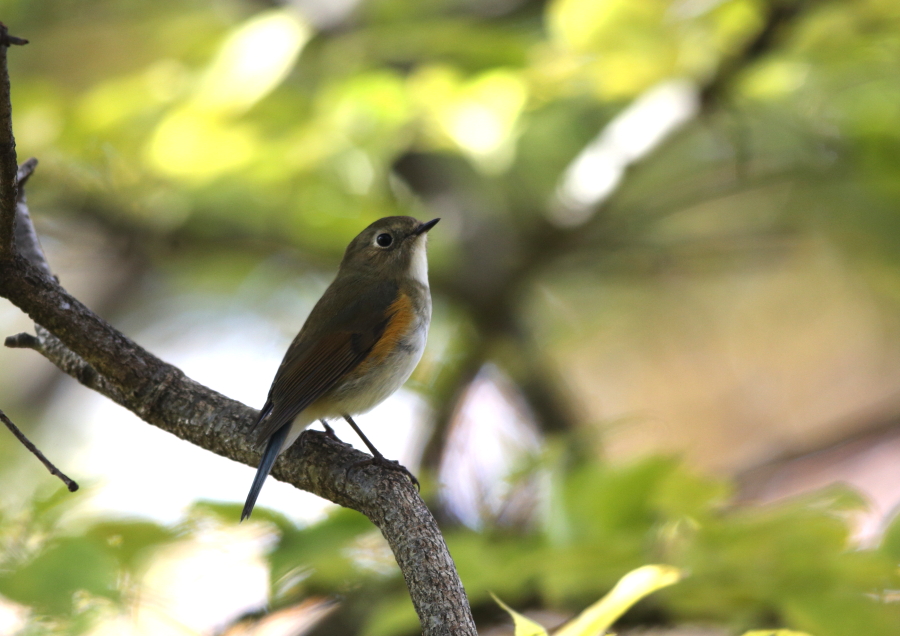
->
left=326, top=286, right=431, bottom=414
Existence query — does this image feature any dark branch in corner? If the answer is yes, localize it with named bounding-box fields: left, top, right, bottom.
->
left=0, top=408, right=79, bottom=491
left=0, top=23, right=25, bottom=258
left=699, top=0, right=806, bottom=109
left=0, top=33, right=475, bottom=636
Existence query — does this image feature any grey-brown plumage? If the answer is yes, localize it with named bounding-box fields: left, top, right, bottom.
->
left=242, top=216, right=438, bottom=520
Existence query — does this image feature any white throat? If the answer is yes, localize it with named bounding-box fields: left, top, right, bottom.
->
left=409, top=237, right=429, bottom=288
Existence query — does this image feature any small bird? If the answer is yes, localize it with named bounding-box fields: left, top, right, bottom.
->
left=241, top=216, right=439, bottom=520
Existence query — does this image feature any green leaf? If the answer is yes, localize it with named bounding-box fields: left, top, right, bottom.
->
left=0, top=536, right=118, bottom=615
left=266, top=508, right=376, bottom=598
left=84, top=520, right=179, bottom=571
left=555, top=565, right=684, bottom=636
left=492, top=592, right=549, bottom=636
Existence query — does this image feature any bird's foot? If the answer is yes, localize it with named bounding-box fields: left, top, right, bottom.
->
left=349, top=453, right=420, bottom=490
left=319, top=420, right=347, bottom=444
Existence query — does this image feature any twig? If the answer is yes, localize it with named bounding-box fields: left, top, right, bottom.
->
left=1, top=35, right=28, bottom=46
left=0, top=25, right=28, bottom=47
left=17, top=156, right=36, bottom=191
left=0, top=408, right=78, bottom=491
left=5, top=331, right=39, bottom=348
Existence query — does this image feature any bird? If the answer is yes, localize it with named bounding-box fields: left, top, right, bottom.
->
left=241, top=215, right=439, bottom=521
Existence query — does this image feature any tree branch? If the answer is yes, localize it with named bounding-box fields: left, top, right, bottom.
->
left=0, top=34, right=475, bottom=636
left=0, top=23, right=27, bottom=258
left=700, top=0, right=806, bottom=109
left=0, top=407, right=78, bottom=491
left=12, top=157, right=48, bottom=272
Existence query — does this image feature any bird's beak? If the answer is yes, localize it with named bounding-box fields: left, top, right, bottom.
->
left=413, top=218, right=440, bottom=236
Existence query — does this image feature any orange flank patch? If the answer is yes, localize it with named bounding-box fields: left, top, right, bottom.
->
left=364, top=293, right=415, bottom=367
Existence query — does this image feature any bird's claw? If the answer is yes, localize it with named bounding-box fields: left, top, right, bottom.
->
left=349, top=454, right=420, bottom=491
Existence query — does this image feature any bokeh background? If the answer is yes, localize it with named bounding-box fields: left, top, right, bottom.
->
left=2, top=0, right=900, bottom=634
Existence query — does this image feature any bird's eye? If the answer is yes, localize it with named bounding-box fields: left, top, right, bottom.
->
left=376, top=233, right=393, bottom=247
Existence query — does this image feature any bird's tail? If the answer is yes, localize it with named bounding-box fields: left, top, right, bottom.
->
left=241, top=424, right=290, bottom=521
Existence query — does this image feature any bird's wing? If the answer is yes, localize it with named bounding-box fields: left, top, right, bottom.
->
left=251, top=280, right=398, bottom=445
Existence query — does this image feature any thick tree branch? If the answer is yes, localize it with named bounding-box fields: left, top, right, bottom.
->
left=0, top=23, right=26, bottom=258
left=13, top=157, right=47, bottom=272
left=0, top=36, right=475, bottom=636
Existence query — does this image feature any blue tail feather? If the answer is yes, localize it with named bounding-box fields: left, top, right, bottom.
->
left=241, top=424, right=290, bottom=521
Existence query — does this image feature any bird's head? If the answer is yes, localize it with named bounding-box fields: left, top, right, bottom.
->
left=339, top=216, right=439, bottom=284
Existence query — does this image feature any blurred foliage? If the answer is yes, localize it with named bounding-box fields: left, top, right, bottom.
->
left=0, top=487, right=182, bottom=632
left=2, top=0, right=898, bottom=274
left=4, top=0, right=900, bottom=634
left=3, top=457, right=900, bottom=635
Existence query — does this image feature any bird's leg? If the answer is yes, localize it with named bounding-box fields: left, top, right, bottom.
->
left=319, top=419, right=341, bottom=441
left=343, top=414, right=419, bottom=490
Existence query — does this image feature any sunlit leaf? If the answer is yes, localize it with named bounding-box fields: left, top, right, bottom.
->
left=410, top=66, right=527, bottom=172
left=492, top=592, right=549, bottom=636
left=555, top=565, right=684, bottom=636
left=145, top=108, right=260, bottom=180
left=192, top=8, right=312, bottom=116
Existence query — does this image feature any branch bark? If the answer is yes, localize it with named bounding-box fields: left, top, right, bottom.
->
left=0, top=23, right=26, bottom=258
left=0, top=34, right=475, bottom=636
